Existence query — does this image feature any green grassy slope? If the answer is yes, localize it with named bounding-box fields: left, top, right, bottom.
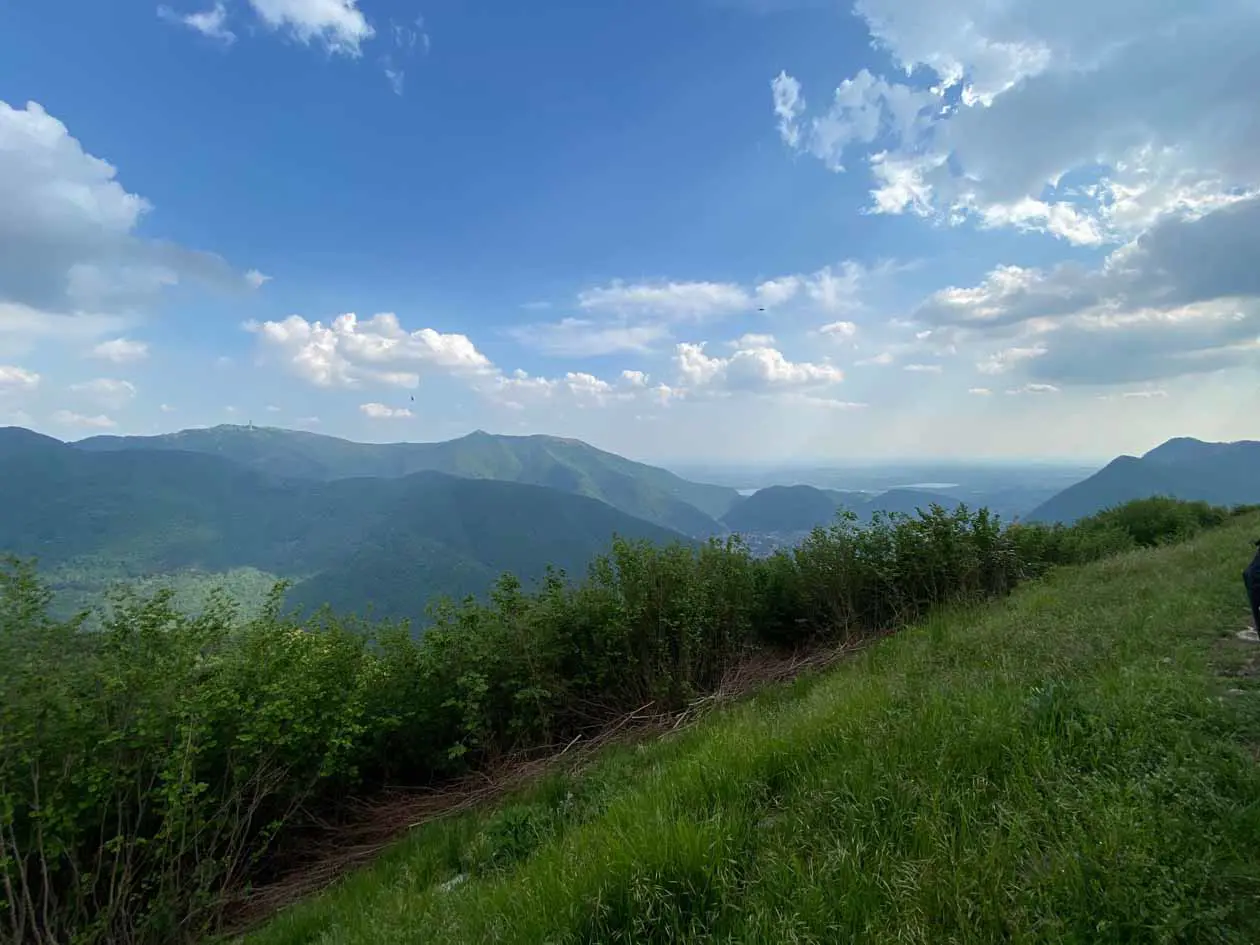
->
left=73, top=425, right=738, bottom=535
left=243, top=513, right=1260, bottom=945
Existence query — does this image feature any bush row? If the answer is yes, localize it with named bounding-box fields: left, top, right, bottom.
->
left=0, top=496, right=1246, bottom=943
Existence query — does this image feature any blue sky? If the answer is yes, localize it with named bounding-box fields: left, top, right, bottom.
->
left=0, top=0, right=1256, bottom=463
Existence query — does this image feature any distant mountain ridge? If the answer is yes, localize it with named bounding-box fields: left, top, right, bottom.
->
left=1028, top=436, right=1260, bottom=524
left=721, top=483, right=965, bottom=535
left=75, top=425, right=739, bottom=536
left=0, top=427, right=690, bottom=621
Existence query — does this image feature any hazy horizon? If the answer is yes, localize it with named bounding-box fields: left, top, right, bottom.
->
left=11, top=417, right=1175, bottom=473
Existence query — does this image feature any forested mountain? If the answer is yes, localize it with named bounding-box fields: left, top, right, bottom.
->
left=1028, top=437, right=1260, bottom=523
left=722, top=485, right=846, bottom=533
left=75, top=425, right=739, bottom=535
left=721, top=483, right=964, bottom=535
left=0, top=427, right=689, bottom=621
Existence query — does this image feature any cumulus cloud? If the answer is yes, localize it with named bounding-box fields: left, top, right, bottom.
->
left=730, top=333, right=776, bottom=349
left=69, top=378, right=137, bottom=410
left=0, top=365, right=40, bottom=393
left=774, top=68, right=937, bottom=173
left=51, top=409, right=116, bottom=429
left=246, top=0, right=374, bottom=56
left=775, top=1, right=1260, bottom=247
left=247, top=312, right=494, bottom=388
left=157, top=2, right=237, bottom=45
left=674, top=341, right=844, bottom=394
left=478, top=365, right=653, bottom=411
left=0, top=99, right=258, bottom=357
left=360, top=402, right=412, bottom=419
left=91, top=337, right=149, bottom=363
left=910, top=196, right=1260, bottom=386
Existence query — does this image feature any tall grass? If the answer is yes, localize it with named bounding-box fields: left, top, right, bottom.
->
left=246, top=510, right=1260, bottom=944
left=0, top=496, right=1247, bottom=943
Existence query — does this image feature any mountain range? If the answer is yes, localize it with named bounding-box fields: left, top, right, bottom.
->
left=5, top=423, right=1257, bottom=622
left=1027, top=437, right=1260, bottom=523
left=0, top=427, right=689, bottom=621
left=76, top=425, right=739, bottom=537
left=719, top=484, right=962, bottom=535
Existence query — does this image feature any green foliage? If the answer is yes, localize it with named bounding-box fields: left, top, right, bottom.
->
left=1009, top=495, right=1232, bottom=576
left=0, top=497, right=1238, bottom=943
left=244, top=508, right=1260, bottom=945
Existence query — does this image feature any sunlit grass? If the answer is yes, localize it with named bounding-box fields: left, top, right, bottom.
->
left=241, top=514, right=1260, bottom=945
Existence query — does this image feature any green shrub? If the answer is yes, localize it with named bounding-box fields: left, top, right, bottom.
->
left=0, top=496, right=1234, bottom=944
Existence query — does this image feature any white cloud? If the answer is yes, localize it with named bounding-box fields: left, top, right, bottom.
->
left=967, top=387, right=991, bottom=395
left=908, top=197, right=1260, bottom=386
left=771, top=71, right=804, bottom=149
left=91, top=337, right=149, bottom=363
left=0, top=365, right=40, bottom=393
left=159, top=403, right=175, bottom=413
left=903, top=363, right=942, bottom=373
left=247, top=312, right=494, bottom=388
left=730, top=332, right=776, bottom=349
left=69, top=377, right=137, bottom=410
left=570, top=260, right=887, bottom=337
left=564, top=372, right=614, bottom=399
left=360, top=402, right=412, bottom=419
left=246, top=0, right=374, bottom=56
left=755, top=277, right=802, bottom=308
left=383, top=64, right=405, bottom=96
left=786, top=69, right=937, bottom=173
left=478, top=364, right=652, bottom=411
left=578, top=279, right=756, bottom=321
left=818, top=320, right=857, bottom=339
left=51, top=409, right=116, bottom=429
left=157, top=2, right=237, bottom=45
left=509, top=318, right=670, bottom=357
left=674, top=341, right=844, bottom=394
left=856, top=350, right=894, bottom=366
left=804, top=262, right=869, bottom=313
left=0, top=99, right=256, bottom=359
left=1005, top=383, right=1059, bottom=395
left=775, top=1, right=1260, bottom=249
left=975, top=344, right=1047, bottom=375
left=245, top=269, right=271, bottom=289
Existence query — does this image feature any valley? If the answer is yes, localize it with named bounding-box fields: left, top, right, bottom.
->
left=4, top=424, right=1258, bottom=623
